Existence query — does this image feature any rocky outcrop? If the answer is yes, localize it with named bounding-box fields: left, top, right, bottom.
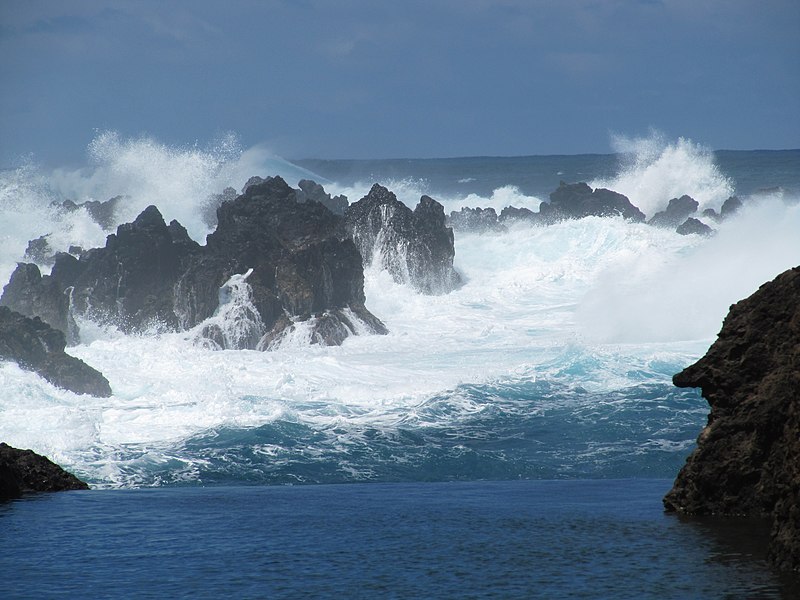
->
left=648, top=195, right=698, bottom=228
left=541, top=182, right=646, bottom=223
left=345, top=184, right=462, bottom=294
left=0, top=306, right=111, bottom=396
left=499, top=206, right=542, bottom=225
left=664, top=266, right=800, bottom=571
left=676, top=217, right=714, bottom=236
left=56, top=195, right=124, bottom=230
left=2, top=176, right=386, bottom=349
left=297, top=179, right=349, bottom=215
left=0, top=442, right=89, bottom=500
left=448, top=207, right=506, bottom=233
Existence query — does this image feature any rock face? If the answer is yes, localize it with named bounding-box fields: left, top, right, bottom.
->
left=648, top=195, right=699, bottom=228
left=664, top=265, right=800, bottom=572
left=0, top=442, right=89, bottom=500
left=0, top=306, right=111, bottom=396
left=345, top=184, right=462, bottom=294
left=1, top=176, right=386, bottom=349
left=541, top=182, right=646, bottom=223
left=448, top=207, right=506, bottom=233
left=297, top=179, right=349, bottom=215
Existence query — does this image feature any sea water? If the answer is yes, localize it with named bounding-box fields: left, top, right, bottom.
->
left=1, top=132, right=799, bottom=596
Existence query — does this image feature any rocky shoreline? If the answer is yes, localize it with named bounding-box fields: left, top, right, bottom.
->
left=664, top=265, right=800, bottom=572
left=0, top=442, right=89, bottom=500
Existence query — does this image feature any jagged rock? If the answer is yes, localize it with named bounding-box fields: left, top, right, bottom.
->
left=703, top=208, right=720, bottom=221
left=80, top=195, right=124, bottom=230
left=498, top=206, right=542, bottom=225
left=0, top=442, right=89, bottom=500
left=541, top=182, right=645, bottom=223
left=648, top=195, right=699, bottom=228
left=2, top=176, right=386, bottom=350
left=448, top=207, right=506, bottom=233
left=0, top=306, right=111, bottom=396
left=676, top=217, right=714, bottom=236
left=201, top=186, right=238, bottom=228
left=24, top=235, right=54, bottom=265
left=664, top=266, right=800, bottom=572
left=345, top=184, right=462, bottom=294
left=720, top=195, right=743, bottom=219
left=297, top=179, right=349, bottom=215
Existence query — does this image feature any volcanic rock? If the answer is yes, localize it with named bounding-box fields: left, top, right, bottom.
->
left=0, top=306, right=111, bottom=396
left=297, top=179, right=349, bottom=215
left=648, top=195, right=699, bottom=228
left=0, top=442, right=89, bottom=500
left=664, top=265, right=800, bottom=571
left=2, top=176, right=386, bottom=349
left=345, top=184, right=462, bottom=294
left=541, top=182, right=645, bottom=223
left=676, top=217, right=714, bottom=236
left=499, top=206, right=542, bottom=225
left=448, top=207, right=505, bottom=233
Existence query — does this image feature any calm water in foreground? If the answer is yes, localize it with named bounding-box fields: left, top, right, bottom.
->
left=2, top=479, right=798, bottom=599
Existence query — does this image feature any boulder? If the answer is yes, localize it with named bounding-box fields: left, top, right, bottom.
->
left=0, top=442, right=89, bottom=500
left=541, top=182, right=645, bottom=223
left=664, top=266, right=800, bottom=571
left=676, top=217, right=714, bottom=236
left=0, top=306, right=111, bottom=396
left=648, top=195, right=699, bottom=228
left=345, top=184, right=462, bottom=294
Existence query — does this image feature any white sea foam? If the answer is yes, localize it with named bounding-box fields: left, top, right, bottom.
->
left=591, top=131, right=735, bottom=217
left=1, top=135, right=797, bottom=486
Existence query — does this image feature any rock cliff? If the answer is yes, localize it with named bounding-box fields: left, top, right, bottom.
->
left=664, top=265, right=800, bottom=571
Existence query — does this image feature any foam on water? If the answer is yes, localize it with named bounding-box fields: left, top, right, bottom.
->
left=1, top=135, right=798, bottom=487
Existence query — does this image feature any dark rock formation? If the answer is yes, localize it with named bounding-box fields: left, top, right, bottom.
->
left=0, top=306, right=111, bottom=396
left=720, top=195, right=743, bottom=219
left=664, top=266, right=800, bottom=571
left=648, top=195, right=699, bottom=228
left=499, top=206, right=542, bottom=225
left=676, top=217, right=714, bottom=236
left=297, top=179, right=349, bottom=215
left=24, top=235, right=54, bottom=265
left=448, top=207, right=505, bottom=233
left=201, top=186, right=238, bottom=228
left=345, top=184, right=461, bottom=294
left=55, top=195, right=124, bottom=230
left=0, top=442, right=89, bottom=500
left=541, top=182, right=645, bottom=223
left=2, top=176, right=386, bottom=349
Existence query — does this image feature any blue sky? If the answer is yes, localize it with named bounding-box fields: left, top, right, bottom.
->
left=1, top=0, right=798, bottom=165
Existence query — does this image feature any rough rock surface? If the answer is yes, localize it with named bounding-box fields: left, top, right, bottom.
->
left=448, top=207, right=505, bottom=233
left=664, top=265, right=800, bottom=571
left=2, top=176, right=386, bottom=349
left=297, top=179, right=349, bottom=215
left=0, top=306, right=111, bottom=396
left=541, top=182, right=646, bottom=223
left=648, top=195, right=699, bottom=228
left=499, top=206, right=542, bottom=225
left=676, top=217, right=714, bottom=236
left=0, top=442, right=89, bottom=500
left=345, top=184, right=462, bottom=294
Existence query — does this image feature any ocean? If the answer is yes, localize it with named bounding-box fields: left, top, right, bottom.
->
left=1, top=132, right=799, bottom=597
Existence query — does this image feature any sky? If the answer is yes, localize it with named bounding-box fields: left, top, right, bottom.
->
left=1, top=0, right=798, bottom=165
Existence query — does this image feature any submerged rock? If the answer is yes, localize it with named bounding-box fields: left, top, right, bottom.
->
left=345, top=184, right=462, bottom=294
left=664, top=266, right=800, bottom=572
left=0, top=306, right=111, bottom=396
left=541, top=182, right=645, bottom=223
left=0, top=442, right=89, bottom=500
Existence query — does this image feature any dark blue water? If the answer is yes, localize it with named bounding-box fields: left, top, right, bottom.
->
left=2, top=479, right=796, bottom=599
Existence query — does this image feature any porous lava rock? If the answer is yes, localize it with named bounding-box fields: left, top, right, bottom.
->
left=0, top=306, right=111, bottom=396
left=345, top=184, right=462, bottom=294
left=0, top=442, right=89, bottom=500
left=664, top=265, right=800, bottom=572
